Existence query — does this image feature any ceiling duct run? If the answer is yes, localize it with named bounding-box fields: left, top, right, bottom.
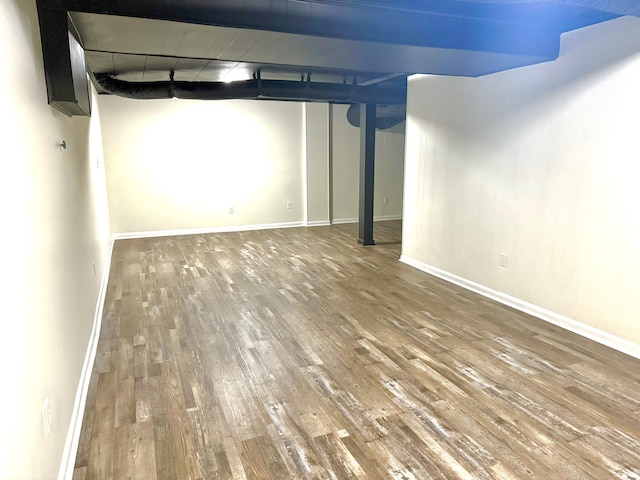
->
left=94, top=73, right=406, bottom=105
left=347, top=103, right=406, bottom=130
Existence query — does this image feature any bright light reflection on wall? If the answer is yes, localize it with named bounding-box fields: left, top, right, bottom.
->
left=100, top=96, right=303, bottom=232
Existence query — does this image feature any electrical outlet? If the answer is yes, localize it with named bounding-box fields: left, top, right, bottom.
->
left=43, top=398, right=52, bottom=436
left=228, top=206, right=234, bottom=214
left=383, top=197, right=389, bottom=205
left=499, top=253, right=509, bottom=268
left=286, top=202, right=292, bottom=210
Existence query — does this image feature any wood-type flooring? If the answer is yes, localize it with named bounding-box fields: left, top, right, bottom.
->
left=74, top=221, right=640, bottom=479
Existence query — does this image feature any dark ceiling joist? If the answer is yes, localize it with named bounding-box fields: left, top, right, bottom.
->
left=36, top=3, right=91, bottom=116
left=39, top=0, right=563, bottom=56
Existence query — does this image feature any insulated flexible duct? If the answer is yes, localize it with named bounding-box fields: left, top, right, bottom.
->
left=94, top=73, right=407, bottom=105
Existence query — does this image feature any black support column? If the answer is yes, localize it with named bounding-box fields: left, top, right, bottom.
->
left=358, top=103, right=376, bottom=246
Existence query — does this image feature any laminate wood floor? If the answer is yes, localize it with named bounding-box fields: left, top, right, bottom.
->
left=74, top=221, right=640, bottom=479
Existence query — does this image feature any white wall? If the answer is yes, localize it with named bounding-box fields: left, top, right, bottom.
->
left=99, top=96, right=306, bottom=233
left=100, top=96, right=404, bottom=235
left=375, top=122, right=406, bottom=220
left=304, top=103, right=331, bottom=226
left=0, top=1, right=111, bottom=477
left=403, top=17, right=640, bottom=346
left=330, top=104, right=405, bottom=223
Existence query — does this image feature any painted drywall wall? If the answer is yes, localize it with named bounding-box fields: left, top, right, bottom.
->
left=0, top=1, right=111, bottom=477
left=403, top=17, right=640, bottom=345
left=304, top=103, right=330, bottom=225
left=99, top=96, right=306, bottom=234
left=330, top=104, right=361, bottom=223
left=375, top=122, right=406, bottom=220
left=100, top=97, right=403, bottom=235
left=330, top=104, right=405, bottom=223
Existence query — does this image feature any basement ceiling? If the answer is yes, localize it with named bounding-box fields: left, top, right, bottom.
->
left=69, top=2, right=617, bottom=88
left=35, top=0, right=637, bottom=115
left=72, top=14, right=413, bottom=86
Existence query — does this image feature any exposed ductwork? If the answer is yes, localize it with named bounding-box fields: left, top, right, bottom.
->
left=36, top=0, right=623, bottom=116
left=94, top=73, right=407, bottom=105
left=346, top=104, right=406, bottom=130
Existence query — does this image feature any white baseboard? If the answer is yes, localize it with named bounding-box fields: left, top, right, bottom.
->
left=58, top=237, right=116, bottom=480
left=374, top=215, right=403, bottom=222
left=306, top=220, right=331, bottom=227
left=113, top=221, right=305, bottom=240
left=331, top=216, right=403, bottom=225
left=331, top=217, right=358, bottom=225
left=400, top=255, right=640, bottom=361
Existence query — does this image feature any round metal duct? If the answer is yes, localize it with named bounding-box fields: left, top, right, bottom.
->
left=347, top=104, right=406, bottom=130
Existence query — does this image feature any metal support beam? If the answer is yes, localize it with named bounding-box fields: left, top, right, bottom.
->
left=358, top=103, right=376, bottom=246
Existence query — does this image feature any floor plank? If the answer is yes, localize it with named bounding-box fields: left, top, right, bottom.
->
left=75, top=221, right=640, bottom=479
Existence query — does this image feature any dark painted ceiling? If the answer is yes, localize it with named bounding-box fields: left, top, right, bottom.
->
left=35, top=0, right=639, bottom=115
